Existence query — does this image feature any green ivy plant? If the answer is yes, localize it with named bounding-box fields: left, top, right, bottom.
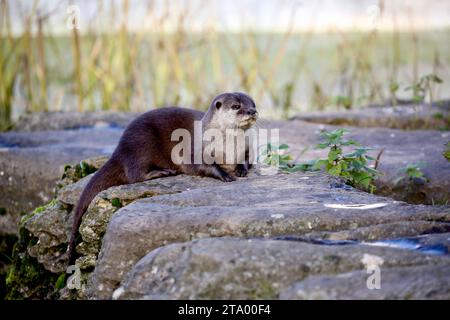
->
left=311, top=129, right=381, bottom=192
left=259, top=129, right=381, bottom=193
left=393, top=163, right=428, bottom=188
left=258, top=143, right=293, bottom=171
left=400, top=163, right=426, bottom=180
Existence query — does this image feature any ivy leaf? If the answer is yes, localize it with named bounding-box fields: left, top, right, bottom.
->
left=328, top=162, right=342, bottom=176
left=282, top=164, right=311, bottom=173
left=345, top=148, right=370, bottom=159
left=353, top=172, right=373, bottom=189
left=364, top=166, right=381, bottom=176
left=328, top=149, right=341, bottom=161
left=317, top=142, right=329, bottom=149
left=405, top=167, right=424, bottom=178
left=313, top=159, right=329, bottom=170
left=341, top=139, right=360, bottom=146
left=280, top=154, right=292, bottom=161
left=290, top=161, right=320, bottom=172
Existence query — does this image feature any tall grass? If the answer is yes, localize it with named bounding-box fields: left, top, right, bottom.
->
left=0, top=0, right=449, bottom=130
left=0, top=0, right=19, bottom=130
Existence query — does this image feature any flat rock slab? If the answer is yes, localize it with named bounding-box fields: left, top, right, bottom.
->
left=12, top=111, right=137, bottom=132
left=271, top=120, right=450, bottom=204
left=280, top=263, right=450, bottom=299
left=114, top=237, right=450, bottom=300
left=0, top=128, right=122, bottom=235
left=90, top=171, right=450, bottom=299
left=291, top=102, right=450, bottom=130
left=23, top=172, right=223, bottom=274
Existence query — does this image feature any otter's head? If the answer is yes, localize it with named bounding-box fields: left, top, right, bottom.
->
left=209, top=92, right=258, bottom=130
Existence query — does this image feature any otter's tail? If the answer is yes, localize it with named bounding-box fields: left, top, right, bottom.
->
left=67, top=159, right=124, bottom=264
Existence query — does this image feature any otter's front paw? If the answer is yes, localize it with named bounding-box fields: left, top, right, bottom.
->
left=219, top=171, right=236, bottom=182
left=235, top=164, right=248, bottom=177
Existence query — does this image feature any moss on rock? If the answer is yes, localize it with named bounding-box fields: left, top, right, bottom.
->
left=111, top=198, right=122, bottom=209
left=21, top=199, right=58, bottom=225
left=0, top=234, right=17, bottom=299
left=5, top=227, right=60, bottom=299
left=57, top=156, right=108, bottom=191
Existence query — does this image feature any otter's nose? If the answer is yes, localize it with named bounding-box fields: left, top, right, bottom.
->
left=248, top=109, right=257, bottom=115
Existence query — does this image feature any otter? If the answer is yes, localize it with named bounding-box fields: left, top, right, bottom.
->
left=66, top=92, right=258, bottom=263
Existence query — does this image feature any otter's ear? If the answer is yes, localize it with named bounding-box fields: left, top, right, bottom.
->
left=215, top=101, right=222, bottom=109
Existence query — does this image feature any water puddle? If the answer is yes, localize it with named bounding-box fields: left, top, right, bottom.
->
left=363, top=237, right=448, bottom=256
left=0, top=141, right=22, bottom=148
left=274, top=235, right=357, bottom=246
left=274, top=234, right=449, bottom=256
left=77, top=123, right=124, bottom=131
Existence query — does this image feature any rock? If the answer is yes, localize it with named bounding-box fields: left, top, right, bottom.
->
left=4, top=110, right=450, bottom=300
left=89, top=171, right=450, bottom=299
left=0, top=128, right=122, bottom=236
left=301, top=220, right=450, bottom=242
left=75, top=175, right=220, bottom=271
left=349, top=128, right=450, bottom=205
left=23, top=200, right=72, bottom=273
left=279, top=263, right=450, bottom=299
left=12, top=111, right=137, bottom=132
left=4, top=224, right=62, bottom=300
left=17, top=172, right=222, bottom=278
left=8, top=163, right=450, bottom=300
left=291, top=101, right=450, bottom=130
left=114, top=237, right=450, bottom=300
left=270, top=120, right=450, bottom=204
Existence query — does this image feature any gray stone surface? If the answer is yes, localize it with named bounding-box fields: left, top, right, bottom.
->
left=12, top=111, right=136, bottom=132
left=291, top=101, right=450, bottom=130
left=11, top=159, right=450, bottom=300
left=114, top=237, right=450, bottom=300
left=89, top=171, right=450, bottom=299
left=0, top=129, right=122, bottom=236
left=279, top=263, right=450, bottom=299
left=22, top=171, right=222, bottom=275
left=270, top=120, right=450, bottom=204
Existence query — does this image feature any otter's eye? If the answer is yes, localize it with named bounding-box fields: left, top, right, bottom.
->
left=231, top=105, right=240, bottom=110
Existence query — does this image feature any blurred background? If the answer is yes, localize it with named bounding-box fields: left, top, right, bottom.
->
left=1, top=0, right=449, bottom=130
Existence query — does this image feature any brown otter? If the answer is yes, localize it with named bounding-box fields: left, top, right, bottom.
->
left=66, top=92, right=258, bottom=263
